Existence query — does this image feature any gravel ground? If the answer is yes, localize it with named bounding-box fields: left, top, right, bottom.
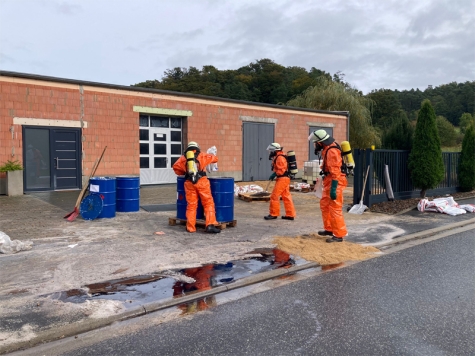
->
left=368, top=190, right=475, bottom=215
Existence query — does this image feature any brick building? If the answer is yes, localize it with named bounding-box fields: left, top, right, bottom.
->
left=0, top=71, right=348, bottom=193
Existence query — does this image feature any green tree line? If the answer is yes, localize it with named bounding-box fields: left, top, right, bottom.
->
left=133, top=58, right=474, bottom=149
left=134, top=58, right=333, bottom=104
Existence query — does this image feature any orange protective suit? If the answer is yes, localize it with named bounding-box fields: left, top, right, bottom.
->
left=173, top=151, right=219, bottom=232
left=320, top=142, right=348, bottom=238
left=269, top=151, right=296, bottom=217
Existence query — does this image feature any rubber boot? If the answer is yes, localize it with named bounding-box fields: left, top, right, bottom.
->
left=205, top=225, right=221, bottom=233
left=318, top=230, right=333, bottom=236
left=326, top=236, right=343, bottom=243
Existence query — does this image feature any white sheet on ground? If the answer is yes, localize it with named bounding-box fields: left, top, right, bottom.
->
left=0, top=231, right=33, bottom=254
left=417, top=196, right=472, bottom=216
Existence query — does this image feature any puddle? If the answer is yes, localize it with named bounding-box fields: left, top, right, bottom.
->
left=44, top=249, right=306, bottom=307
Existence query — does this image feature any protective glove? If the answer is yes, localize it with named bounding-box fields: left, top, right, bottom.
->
left=330, top=180, right=338, bottom=200
left=269, top=172, right=277, bottom=181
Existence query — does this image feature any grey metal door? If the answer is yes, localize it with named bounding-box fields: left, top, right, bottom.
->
left=52, top=129, right=81, bottom=190
left=242, top=123, right=274, bottom=181
left=308, top=126, right=333, bottom=161
left=23, top=127, right=81, bottom=191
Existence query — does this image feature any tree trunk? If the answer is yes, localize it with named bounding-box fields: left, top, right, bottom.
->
left=420, top=189, right=427, bottom=198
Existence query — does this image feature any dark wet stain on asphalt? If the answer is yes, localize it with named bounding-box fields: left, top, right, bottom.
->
left=44, top=249, right=307, bottom=308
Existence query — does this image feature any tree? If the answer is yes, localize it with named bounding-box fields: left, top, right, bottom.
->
left=459, top=113, right=475, bottom=134
left=436, top=115, right=458, bottom=147
left=367, top=89, right=403, bottom=129
left=458, top=124, right=475, bottom=191
left=408, top=100, right=445, bottom=198
left=381, top=112, right=414, bottom=150
left=286, top=76, right=380, bottom=148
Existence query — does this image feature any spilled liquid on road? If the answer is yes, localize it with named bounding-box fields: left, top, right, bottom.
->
left=45, top=248, right=307, bottom=308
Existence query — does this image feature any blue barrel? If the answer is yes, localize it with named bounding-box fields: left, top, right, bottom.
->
left=116, top=176, right=140, bottom=212
left=89, top=177, right=116, bottom=218
left=176, top=176, right=204, bottom=220
left=209, top=177, right=234, bottom=222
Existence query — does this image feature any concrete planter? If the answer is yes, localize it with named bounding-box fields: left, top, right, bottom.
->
left=6, top=170, right=23, bottom=196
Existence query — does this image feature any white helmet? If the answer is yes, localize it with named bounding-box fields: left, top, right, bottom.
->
left=308, top=129, right=334, bottom=145
left=266, top=142, right=283, bottom=152
left=187, top=141, right=200, bottom=150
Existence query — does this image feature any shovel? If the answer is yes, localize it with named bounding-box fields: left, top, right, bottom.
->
left=64, top=146, right=107, bottom=221
left=251, top=180, right=272, bottom=197
left=348, top=165, right=370, bottom=215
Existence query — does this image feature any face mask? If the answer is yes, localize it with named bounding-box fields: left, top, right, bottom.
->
left=268, top=151, right=276, bottom=160
left=314, top=143, right=323, bottom=155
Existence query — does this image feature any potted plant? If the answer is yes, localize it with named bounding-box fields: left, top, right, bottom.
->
left=0, top=160, right=24, bottom=196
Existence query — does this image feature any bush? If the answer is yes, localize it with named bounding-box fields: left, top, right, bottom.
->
left=458, top=125, right=475, bottom=191
left=381, top=112, right=414, bottom=150
left=408, top=100, right=444, bottom=198
left=436, top=116, right=458, bottom=147
left=459, top=113, right=474, bottom=134
left=0, top=160, right=23, bottom=172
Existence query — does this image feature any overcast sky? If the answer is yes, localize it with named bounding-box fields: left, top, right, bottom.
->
left=1, top=0, right=474, bottom=94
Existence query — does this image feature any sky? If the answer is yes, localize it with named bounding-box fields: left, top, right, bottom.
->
left=1, top=0, right=474, bottom=95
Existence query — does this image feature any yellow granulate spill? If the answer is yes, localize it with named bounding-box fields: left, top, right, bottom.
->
left=273, top=234, right=381, bottom=266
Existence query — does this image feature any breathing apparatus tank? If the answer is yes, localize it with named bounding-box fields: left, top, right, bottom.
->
left=185, top=150, right=198, bottom=183
left=340, top=141, right=355, bottom=175
left=286, top=150, right=298, bottom=177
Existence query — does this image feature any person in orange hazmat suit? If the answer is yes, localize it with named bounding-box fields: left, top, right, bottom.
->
left=308, top=130, right=348, bottom=242
left=264, top=143, right=296, bottom=221
left=172, top=141, right=221, bottom=233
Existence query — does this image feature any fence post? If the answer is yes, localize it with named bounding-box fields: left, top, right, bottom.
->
left=447, top=153, right=452, bottom=187
left=364, top=149, right=373, bottom=207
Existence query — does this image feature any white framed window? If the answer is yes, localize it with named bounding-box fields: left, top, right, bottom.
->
left=139, top=114, right=183, bottom=184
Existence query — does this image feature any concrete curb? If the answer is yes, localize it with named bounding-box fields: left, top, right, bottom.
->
left=376, top=216, right=475, bottom=248
left=2, top=216, right=474, bottom=354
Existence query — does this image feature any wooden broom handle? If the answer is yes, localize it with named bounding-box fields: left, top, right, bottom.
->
left=360, top=165, right=370, bottom=202
left=73, top=146, right=107, bottom=208
left=91, top=146, right=107, bottom=177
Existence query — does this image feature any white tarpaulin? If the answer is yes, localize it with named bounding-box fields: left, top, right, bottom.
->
left=417, top=197, right=475, bottom=216
left=0, top=231, right=33, bottom=254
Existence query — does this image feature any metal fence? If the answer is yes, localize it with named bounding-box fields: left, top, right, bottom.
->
left=352, top=149, right=461, bottom=207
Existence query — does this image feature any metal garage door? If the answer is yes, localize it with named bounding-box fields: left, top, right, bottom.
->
left=242, top=122, right=274, bottom=181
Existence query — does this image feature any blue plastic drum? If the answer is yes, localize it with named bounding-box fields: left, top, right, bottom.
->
left=176, top=176, right=204, bottom=220
left=89, top=177, right=116, bottom=218
left=116, top=176, right=140, bottom=212
left=209, top=177, right=234, bottom=223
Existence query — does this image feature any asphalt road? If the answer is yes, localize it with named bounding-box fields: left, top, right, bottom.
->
left=20, top=229, right=474, bottom=356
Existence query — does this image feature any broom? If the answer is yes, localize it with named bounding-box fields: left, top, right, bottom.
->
left=348, top=165, right=370, bottom=215
left=251, top=180, right=272, bottom=197
left=64, top=146, right=107, bottom=221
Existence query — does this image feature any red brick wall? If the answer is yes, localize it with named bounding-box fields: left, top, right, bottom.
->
left=0, top=76, right=347, bottom=178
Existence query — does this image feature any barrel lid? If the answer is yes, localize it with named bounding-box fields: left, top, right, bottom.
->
left=116, top=175, right=139, bottom=179
left=80, top=193, right=103, bottom=220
